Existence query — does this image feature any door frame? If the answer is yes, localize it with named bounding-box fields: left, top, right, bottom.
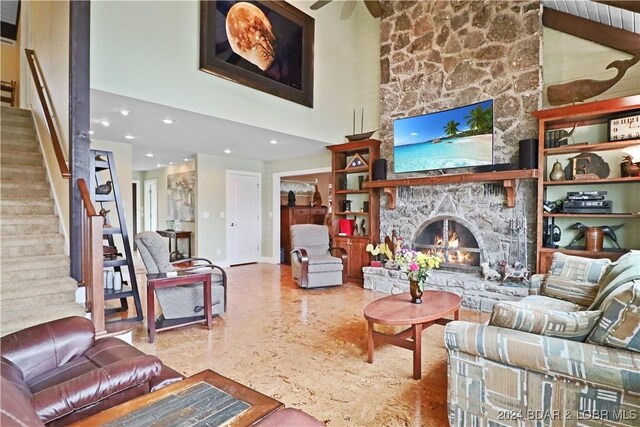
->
left=132, top=179, right=141, bottom=248
left=271, top=167, right=331, bottom=264
left=225, top=170, right=262, bottom=265
left=143, top=178, right=158, bottom=232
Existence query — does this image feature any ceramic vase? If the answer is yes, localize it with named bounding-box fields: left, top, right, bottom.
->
left=585, top=227, right=604, bottom=252
left=409, top=279, right=423, bottom=304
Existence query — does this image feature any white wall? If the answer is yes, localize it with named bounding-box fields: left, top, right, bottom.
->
left=90, top=0, right=368, bottom=144
left=196, top=153, right=263, bottom=263
left=353, top=2, right=381, bottom=132
left=543, top=27, right=640, bottom=107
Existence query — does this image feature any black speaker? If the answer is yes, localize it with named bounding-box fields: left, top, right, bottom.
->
left=519, top=139, right=538, bottom=169
left=475, top=163, right=514, bottom=173
left=372, top=158, right=387, bottom=181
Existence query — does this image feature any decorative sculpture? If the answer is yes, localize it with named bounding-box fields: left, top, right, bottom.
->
left=623, top=155, right=640, bottom=177
left=547, top=54, right=640, bottom=106
left=98, top=208, right=111, bottom=227
left=95, top=181, right=112, bottom=195
left=567, top=222, right=624, bottom=248
left=312, top=185, right=322, bottom=207
left=480, top=262, right=501, bottom=281
left=287, top=190, right=296, bottom=207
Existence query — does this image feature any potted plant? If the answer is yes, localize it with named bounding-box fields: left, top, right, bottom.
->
left=394, top=249, right=441, bottom=304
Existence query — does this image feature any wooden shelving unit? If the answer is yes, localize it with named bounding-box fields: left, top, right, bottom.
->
left=532, top=95, right=640, bottom=272
left=327, top=140, right=380, bottom=284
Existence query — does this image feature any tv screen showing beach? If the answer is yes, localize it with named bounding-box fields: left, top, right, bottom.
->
left=393, top=100, right=494, bottom=173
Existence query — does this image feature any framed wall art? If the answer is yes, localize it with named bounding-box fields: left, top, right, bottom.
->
left=200, top=0, right=315, bottom=107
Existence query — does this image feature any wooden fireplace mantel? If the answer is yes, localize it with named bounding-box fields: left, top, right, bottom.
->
left=363, top=169, right=539, bottom=209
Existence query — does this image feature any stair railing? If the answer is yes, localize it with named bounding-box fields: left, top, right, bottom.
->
left=24, top=48, right=70, bottom=179
left=1, top=80, right=17, bottom=106
left=78, top=178, right=106, bottom=337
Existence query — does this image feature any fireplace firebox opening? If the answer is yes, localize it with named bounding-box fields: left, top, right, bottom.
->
left=413, top=217, right=481, bottom=272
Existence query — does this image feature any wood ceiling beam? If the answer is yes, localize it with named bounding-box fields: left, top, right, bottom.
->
left=543, top=8, right=640, bottom=55
left=593, top=1, right=640, bottom=14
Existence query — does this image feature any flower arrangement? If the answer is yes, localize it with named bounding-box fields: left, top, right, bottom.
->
left=394, top=249, right=441, bottom=290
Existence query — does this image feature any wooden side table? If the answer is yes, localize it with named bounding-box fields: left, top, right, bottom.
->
left=146, top=271, right=212, bottom=343
left=156, top=230, right=192, bottom=261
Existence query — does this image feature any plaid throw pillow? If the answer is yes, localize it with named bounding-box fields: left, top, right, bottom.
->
left=490, top=301, right=602, bottom=342
left=541, top=253, right=610, bottom=308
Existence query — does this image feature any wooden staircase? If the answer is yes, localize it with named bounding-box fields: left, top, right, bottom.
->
left=0, top=106, right=85, bottom=336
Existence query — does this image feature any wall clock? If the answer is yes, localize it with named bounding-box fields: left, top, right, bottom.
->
left=608, top=112, right=640, bottom=141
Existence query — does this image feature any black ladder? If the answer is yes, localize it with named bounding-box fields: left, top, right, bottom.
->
left=91, top=150, right=143, bottom=322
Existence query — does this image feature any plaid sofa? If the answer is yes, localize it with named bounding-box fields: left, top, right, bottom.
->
left=445, top=251, right=640, bottom=426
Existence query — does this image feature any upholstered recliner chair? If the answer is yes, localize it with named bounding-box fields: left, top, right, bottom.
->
left=0, top=316, right=182, bottom=426
left=290, top=224, right=347, bottom=288
left=135, top=231, right=227, bottom=320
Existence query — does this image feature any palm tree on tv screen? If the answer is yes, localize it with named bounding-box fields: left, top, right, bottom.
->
left=443, top=120, right=460, bottom=137
left=465, top=105, right=492, bottom=135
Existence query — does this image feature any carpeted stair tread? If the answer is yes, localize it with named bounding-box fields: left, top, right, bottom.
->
left=1, top=303, right=86, bottom=337
left=1, top=198, right=55, bottom=215
left=1, top=277, right=78, bottom=300
left=1, top=234, right=65, bottom=257
left=1, top=164, right=47, bottom=182
left=1, top=106, right=32, bottom=117
left=1, top=181, right=50, bottom=197
left=0, top=253, right=70, bottom=272
left=0, top=150, right=43, bottom=166
left=2, top=291, right=78, bottom=312
left=1, top=233, right=62, bottom=247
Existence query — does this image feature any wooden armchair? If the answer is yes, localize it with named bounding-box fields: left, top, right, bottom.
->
left=290, top=224, right=347, bottom=288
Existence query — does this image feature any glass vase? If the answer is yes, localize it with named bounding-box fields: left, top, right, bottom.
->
left=409, top=279, right=422, bottom=304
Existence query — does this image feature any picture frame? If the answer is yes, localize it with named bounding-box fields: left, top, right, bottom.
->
left=200, top=0, right=314, bottom=107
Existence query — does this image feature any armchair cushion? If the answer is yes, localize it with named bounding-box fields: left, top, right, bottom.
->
left=135, top=231, right=176, bottom=273
left=587, top=280, right=640, bottom=352
left=517, top=294, right=583, bottom=311
left=589, top=251, right=640, bottom=310
left=32, top=355, right=162, bottom=424
left=290, top=224, right=330, bottom=256
left=0, top=317, right=95, bottom=383
left=540, top=252, right=610, bottom=308
left=445, top=321, right=640, bottom=393
left=306, top=255, right=344, bottom=273
left=489, top=301, right=602, bottom=341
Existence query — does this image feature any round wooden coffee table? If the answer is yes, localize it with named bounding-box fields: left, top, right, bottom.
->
left=363, top=290, right=461, bottom=379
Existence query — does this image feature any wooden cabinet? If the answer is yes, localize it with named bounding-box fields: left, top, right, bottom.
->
left=332, top=236, right=371, bottom=282
left=327, top=140, right=381, bottom=283
left=533, top=95, right=640, bottom=273
left=280, top=206, right=328, bottom=264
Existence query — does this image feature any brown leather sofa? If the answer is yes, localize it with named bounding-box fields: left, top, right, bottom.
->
left=1, top=316, right=183, bottom=426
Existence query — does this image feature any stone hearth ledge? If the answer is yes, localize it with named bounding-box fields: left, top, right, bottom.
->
left=363, top=267, right=532, bottom=312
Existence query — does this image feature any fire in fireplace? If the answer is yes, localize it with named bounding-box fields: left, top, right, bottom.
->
left=414, top=217, right=481, bottom=272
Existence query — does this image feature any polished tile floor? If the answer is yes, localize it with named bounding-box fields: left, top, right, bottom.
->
left=127, top=263, right=487, bottom=426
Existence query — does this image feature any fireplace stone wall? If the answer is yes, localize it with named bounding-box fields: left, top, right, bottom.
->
left=378, top=1, right=542, bottom=270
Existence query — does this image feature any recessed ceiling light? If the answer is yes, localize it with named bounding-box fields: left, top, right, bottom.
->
left=169, top=162, right=174, bottom=165
left=156, top=163, right=163, bottom=168
left=183, top=158, right=190, bottom=162
left=162, top=119, right=175, bottom=124
left=146, top=153, right=154, bottom=158
left=100, top=121, right=110, bottom=127
left=224, top=149, right=231, bottom=154
left=88, top=130, right=94, bottom=135
left=119, top=110, right=130, bottom=116
left=269, top=139, right=278, bottom=144
left=124, top=135, right=135, bottom=140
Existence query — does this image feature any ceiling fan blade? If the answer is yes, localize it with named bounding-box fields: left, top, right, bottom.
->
left=363, top=0, right=383, bottom=18
left=310, top=0, right=333, bottom=11
left=341, top=1, right=357, bottom=19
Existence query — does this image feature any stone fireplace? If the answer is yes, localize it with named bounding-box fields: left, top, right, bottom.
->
left=414, top=216, right=481, bottom=271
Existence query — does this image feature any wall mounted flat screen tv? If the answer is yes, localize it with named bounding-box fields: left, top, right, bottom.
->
left=393, top=99, right=494, bottom=173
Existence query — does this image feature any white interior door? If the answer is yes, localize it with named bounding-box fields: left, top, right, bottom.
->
left=144, top=179, right=158, bottom=231
left=227, top=171, right=261, bottom=265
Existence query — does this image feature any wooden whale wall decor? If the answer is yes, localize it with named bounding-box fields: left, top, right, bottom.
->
left=547, top=54, right=640, bottom=106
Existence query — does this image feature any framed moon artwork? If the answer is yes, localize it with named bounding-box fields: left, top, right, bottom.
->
left=200, top=0, right=315, bottom=107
